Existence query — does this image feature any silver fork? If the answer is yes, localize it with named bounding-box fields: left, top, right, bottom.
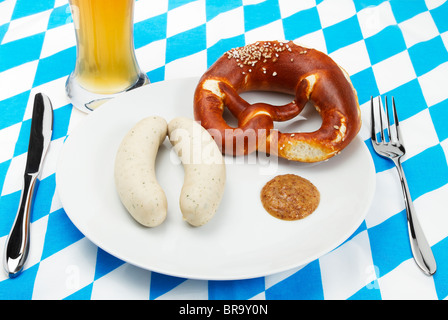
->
left=371, top=96, right=437, bottom=276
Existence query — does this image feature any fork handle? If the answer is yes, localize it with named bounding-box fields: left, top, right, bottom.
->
left=394, top=158, right=437, bottom=275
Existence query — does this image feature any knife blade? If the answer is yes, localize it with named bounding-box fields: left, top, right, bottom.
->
left=3, top=93, right=53, bottom=278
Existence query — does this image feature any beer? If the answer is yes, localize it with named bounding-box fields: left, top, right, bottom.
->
left=69, top=0, right=142, bottom=94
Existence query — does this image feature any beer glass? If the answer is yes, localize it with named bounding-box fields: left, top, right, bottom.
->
left=66, top=0, right=149, bottom=113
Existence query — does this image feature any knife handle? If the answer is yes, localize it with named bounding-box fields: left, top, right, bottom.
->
left=3, top=173, right=38, bottom=277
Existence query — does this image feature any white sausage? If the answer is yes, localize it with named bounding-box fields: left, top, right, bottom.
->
left=114, top=116, right=168, bottom=227
left=168, top=117, right=226, bottom=226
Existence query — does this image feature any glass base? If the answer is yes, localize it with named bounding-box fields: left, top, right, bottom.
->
left=65, top=72, right=150, bottom=113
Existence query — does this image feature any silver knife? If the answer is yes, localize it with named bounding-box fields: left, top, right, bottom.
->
left=3, top=93, right=53, bottom=278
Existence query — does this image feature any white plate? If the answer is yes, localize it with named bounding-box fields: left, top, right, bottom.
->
left=56, top=77, right=376, bottom=280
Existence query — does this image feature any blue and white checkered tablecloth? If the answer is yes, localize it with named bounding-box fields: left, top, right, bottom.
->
left=1, top=0, right=448, bottom=301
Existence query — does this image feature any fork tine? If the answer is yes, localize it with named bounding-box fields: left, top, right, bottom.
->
left=370, top=96, right=378, bottom=143
left=385, top=96, right=392, bottom=143
left=378, top=96, right=385, bottom=143
left=391, top=96, right=402, bottom=143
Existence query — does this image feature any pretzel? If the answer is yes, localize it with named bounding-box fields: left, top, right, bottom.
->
left=193, top=40, right=361, bottom=162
